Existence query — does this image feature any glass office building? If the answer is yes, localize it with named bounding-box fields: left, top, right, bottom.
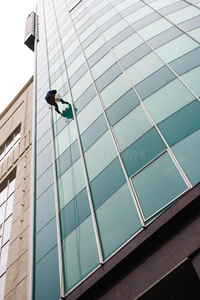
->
left=33, top=0, right=200, bottom=299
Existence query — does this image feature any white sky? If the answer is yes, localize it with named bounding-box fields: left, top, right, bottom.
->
left=0, top=0, right=38, bottom=114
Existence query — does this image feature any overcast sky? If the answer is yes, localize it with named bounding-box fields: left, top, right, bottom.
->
left=0, top=0, right=38, bottom=114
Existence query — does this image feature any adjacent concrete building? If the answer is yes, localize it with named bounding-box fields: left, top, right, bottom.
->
left=0, top=77, right=33, bottom=300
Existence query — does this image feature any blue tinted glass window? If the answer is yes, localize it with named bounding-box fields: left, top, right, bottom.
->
left=172, top=128, right=200, bottom=186
left=56, top=140, right=80, bottom=177
left=106, top=89, right=140, bottom=126
left=132, top=152, right=188, bottom=220
left=35, top=184, right=56, bottom=234
left=36, top=166, right=54, bottom=199
left=34, top=217, right=57, bottom=264
left=158, top=100, right=200, bottom=146
left=96, top=183, right=142, bottom=259
left=75, top=85, right=96, bottom=113
left=33, top=246, right=60, bottom=300
left=120, top=43, right=152, bottom=70
left=36, top=143, right=53, bottom=179
left=81, top=114, right=108, bottom=152
left=113, top=104, right=152, bottom=151
left=122, top=127, right=166, bottom=177
left=62, top=216, right=99, bottom=291
left=148, top=27, right=183, bottom=49
left=60, top=188, right=90, bottom=239
left=135, top=66, right=176, bottom=100
left=95, top=63, right=122, bottom=92
left=90, top=157, right=126, bottom=209
left=169, top=47, right=200, bottom=76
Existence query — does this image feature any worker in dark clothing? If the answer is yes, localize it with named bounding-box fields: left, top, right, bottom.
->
left=45, top=90, right=69, bottom=114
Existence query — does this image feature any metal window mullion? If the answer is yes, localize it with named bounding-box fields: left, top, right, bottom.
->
left=44, top=0, right=65, bottom=297
left=52, top=0, right=104, bottom=266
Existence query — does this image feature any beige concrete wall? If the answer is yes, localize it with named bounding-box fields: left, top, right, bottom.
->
left=0, top=77, right=33, bottom=300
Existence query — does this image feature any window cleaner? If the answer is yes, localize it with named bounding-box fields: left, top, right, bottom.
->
left=45, top=90, right=70, bottom=114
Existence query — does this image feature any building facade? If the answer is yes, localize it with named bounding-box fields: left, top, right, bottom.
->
left=0, top=77, right=33, bottom=300
left=33, top=0, right=200, bottom=300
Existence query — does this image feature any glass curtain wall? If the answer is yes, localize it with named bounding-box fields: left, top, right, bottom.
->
left=33, top=0, right=200, bottom=298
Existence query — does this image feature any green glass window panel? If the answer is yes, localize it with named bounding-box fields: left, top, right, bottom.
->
left=103, top=19, right=128, bottom=40
left=54, top=121, right=77, bottom=159
left=158, top=100, right=200, bottom=146
left=71, top=71, right=93, bottom=101
left=134, top=11, right=160, bottom=31
left=151, top=0, right=181, bottom=10
left=172, top=128, right=200, bottom=186
left=90, top=1, right=108, bottom=16
left=60, top=188, right=90, bottom=239
left=51, top=71, right=66, bottom=91
left=81, top=114, right=108, bottom=152
left=189, top=27, right=200, bottom=40
left=181, top=66, right=200, bottom=98
left=95, top=63, right=122, bottom=92
left=54, top=110, right=71, bottom=136
left=144, top=79, right=196, bottom=124
left=75, top=85, right=96, bottom=113
left=122, top=127, right=166, bottom=177
left=84, top=36, right=105, bottom=59
left=61, top=27, right=75, bottom=46
left=180, top=15, right=200, bottom=31
left=132, top=152, right=188, bottom=220
left=56, top=140, right=80, bottom=177
left=35, top=217, right=57, bottom=264
left=148, top=26, right=182, bottom=50
left=113, top=33, right=144, bottom=60
left=37, top=113, right=50, bottom=141
left=138, top=18, right=172, bottom=41
left=125, top=6, right=154, bottom=24
left=116, top=0, right=140, bottom=12
left=169, top=47, right=200, bottom=77
left=90, top=157, right=126, bottom=209
left=91, top=52, right=116, bottom=80
left=84, top=130, right=117, bottom=181
left=63, top=216, right=99, bottom=292
left=156, top=35, right=199, bottom=64
left=68, top=53, right=85, bottom=78
left=96, top=183, right=142, bottom=259
left=36, top=143, right=52, bottom=179
left=106, top=89, right=140, bottom=126
left=167, top=6, right=200, bottom=24
left=88, top=44, right=110, bottom=68
left=120, top=43, right=151, bottom=70
left=96, top=8, right=118, bottom=26
left=75, top=13, right=90, bottom=30
left=36, top=166, right=54, bottom=199
left=33, top=246, right=60, bottom=300
left=49, top=55, right=64, bottom=77
left=35, top=184, right=56, bottom=234
left=79, top=23, right=97, bottom=43
left=58, top=158, right=86, bottom=209
left=100, top=74, right=130, bottom=109
left=70, top=63, right=88, bottom=87
left=77, top=96, right=103, bottom=135
left=109, top=26, right=134, bottom=48
left=113, top=105, right=152, bottom=151
left=135, top=65, right=176, bottom=100
left=126, top=51, right=164, bottom=86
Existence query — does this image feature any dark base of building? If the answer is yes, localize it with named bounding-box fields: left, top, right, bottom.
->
left=65, top=183, right=200, bottom=300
